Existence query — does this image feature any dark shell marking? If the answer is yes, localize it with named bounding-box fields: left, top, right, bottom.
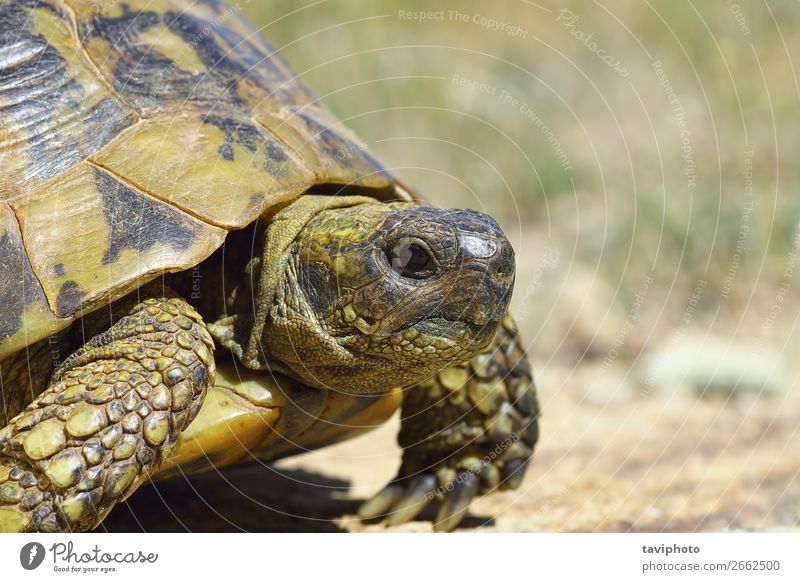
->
left=0, top=0, right=134, bottom=197
left=79, top=3, right=313, bottom=117
left=0, top=0, right=399, bottom=358
left=0, top=206, right=48, bottom=341
left=94, top=167, right=196, bottom=265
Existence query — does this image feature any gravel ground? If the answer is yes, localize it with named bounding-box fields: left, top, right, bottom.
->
left=103, top=365, right=800, bottom=533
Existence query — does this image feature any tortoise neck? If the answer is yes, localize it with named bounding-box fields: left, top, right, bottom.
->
left=180, top=195, right=377, bottom=372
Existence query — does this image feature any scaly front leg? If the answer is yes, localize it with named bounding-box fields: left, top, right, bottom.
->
left=0, top=285, right=214, bottom=532
left=359, top=315, right=539, bottom=531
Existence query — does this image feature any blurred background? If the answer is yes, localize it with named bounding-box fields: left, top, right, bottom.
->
left=110, top=0, right=799, bottom=532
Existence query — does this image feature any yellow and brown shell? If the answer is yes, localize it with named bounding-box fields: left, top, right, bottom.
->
left=0, top=0, right=412, bottom=359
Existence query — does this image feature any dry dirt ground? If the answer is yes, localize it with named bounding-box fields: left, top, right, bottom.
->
left=103, top=365, right=800, bottom=533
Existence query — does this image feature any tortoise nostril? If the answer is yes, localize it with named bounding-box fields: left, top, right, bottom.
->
left=493, top=242, right=515, bottom=278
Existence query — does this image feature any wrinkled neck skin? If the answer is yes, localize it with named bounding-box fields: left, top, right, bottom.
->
left=206, top=194, right=514, bottom=395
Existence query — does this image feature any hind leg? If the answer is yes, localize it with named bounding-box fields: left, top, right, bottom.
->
left=0, top=286, right=214, bottom=532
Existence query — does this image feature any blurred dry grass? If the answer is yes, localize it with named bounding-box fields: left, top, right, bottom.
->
left=239, top=0, right=800, bottom=368
left=102, top=1, right=800, bottom=532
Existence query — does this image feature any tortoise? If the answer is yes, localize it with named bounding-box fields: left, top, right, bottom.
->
left=0, top=0, right=539, bottom=533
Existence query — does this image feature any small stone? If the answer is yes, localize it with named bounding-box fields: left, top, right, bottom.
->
left=66, top=405, right=108, bottom=438
left=143, top=412, right=169, bottom=446
left=23, top=418, right=66, bottom=460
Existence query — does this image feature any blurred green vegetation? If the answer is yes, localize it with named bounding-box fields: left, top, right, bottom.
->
left=240, top=0, right=800, bottom=360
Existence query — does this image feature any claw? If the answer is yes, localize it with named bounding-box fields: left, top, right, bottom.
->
left=501, top=458, right=528, bottom=490
left=358, top=483, right=404, bottom=519
left=386, top=474, right=437, bottom=527
left=434, top=471, right=480, bottom=532
left=522, top=415, right=539, bottom=448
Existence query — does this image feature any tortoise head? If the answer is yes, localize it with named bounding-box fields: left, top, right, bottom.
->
left=258, top=196, right=515, bottom=394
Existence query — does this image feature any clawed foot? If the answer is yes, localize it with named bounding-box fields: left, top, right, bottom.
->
left=359, top=317, right=539, bottom=531
left=359, top=427, right=534, bottom=531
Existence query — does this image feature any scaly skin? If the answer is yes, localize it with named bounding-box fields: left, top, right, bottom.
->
left=359, top=315, right=539, bottom=531
left=0, top=285, right=213, bottom=532
left=0, top=194, right=528, bottom=532
left=0, top=0, right=537, bottom=533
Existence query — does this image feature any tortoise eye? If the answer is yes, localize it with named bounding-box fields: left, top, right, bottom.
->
left=389, top=240, right=436, bottom=279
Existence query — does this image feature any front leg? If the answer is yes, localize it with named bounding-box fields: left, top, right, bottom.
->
left=359, top=315, right=539, bottom=531
left=0, top=285, right=214, bottom=532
